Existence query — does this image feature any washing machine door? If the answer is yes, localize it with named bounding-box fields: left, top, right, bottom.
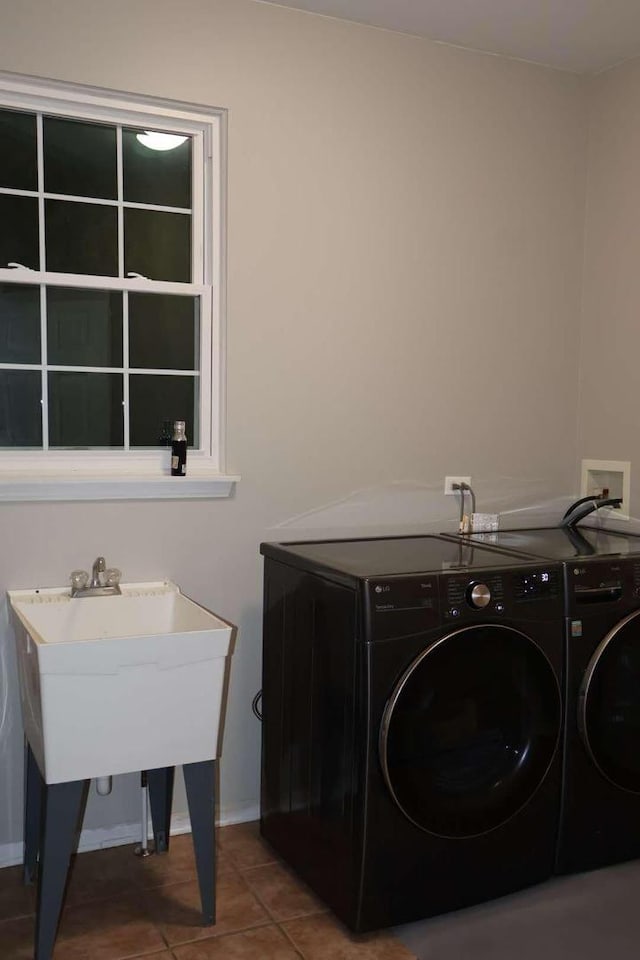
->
left=379, top=624, right=561, bottom=839
left=579, top=609, right=640, bottom=793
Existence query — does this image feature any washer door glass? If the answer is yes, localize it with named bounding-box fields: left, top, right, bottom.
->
left=380, top=624, right=561, bottom=838
left=580, top=610, right=640, bottom=793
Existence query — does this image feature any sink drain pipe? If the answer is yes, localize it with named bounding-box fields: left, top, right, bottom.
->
left=134, top=771, right=152, bottom=857
left=95, top=773, right=151, bottom=855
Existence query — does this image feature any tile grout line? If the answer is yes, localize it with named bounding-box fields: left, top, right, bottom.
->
left=162, top=917, right=274, bottom=950
left=239, top=858, right=330, bottom=920
left=213, top=829, right=311, bottom=955
left=276, top=919, right=309, bottom=959
left=238, top=868, right=280, bottom=923
left=236, top=870, right=320, bottom=959
left=0, top=907, right=36, bottom=924
left=110, top=945, right=179, bottom=960
left=120, top=845, right=270, bottom=951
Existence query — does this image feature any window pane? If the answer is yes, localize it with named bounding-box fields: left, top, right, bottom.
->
left=47, top=288, right=122, bottom=367
left=123, top=129, right=191, bottom=208
left=0, top=284, right=40, bottom=363
left=129, top=293, right=198, bottom=369
left=129, top=374, right=198, bottom=447
left=48, top=372, right=123, bottom=447
left=45, top=200, right=118, bottom=276
left=124, top=208, right=191, bottom=282
left=43, top=116, right=117, bottom=200
left=0, top=108, right=37, bottom=190
left=0, top=371, right=42, bottom=447
left=0, top=195, right=39, bottom=270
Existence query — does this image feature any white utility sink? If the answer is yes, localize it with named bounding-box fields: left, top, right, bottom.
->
left=9, top=582, right=233, bottom=784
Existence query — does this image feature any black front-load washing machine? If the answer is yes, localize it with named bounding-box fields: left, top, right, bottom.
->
left=260, top=535, right=564, bottom=932
left=441, top=525, right=640, bottom=875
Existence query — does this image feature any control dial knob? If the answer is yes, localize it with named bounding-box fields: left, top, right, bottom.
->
left=467, top=582, right=491, bottom=609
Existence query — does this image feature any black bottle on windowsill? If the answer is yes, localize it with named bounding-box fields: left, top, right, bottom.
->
left=171, top=420, right=187, bottom=476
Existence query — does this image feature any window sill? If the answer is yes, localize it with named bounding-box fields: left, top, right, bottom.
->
left=0, top=472, right=239, bottom=502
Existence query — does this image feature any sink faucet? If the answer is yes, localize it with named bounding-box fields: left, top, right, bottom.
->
left=70, top=557, right=122, bottom=598
left=90, top=556, right=106, bottom=589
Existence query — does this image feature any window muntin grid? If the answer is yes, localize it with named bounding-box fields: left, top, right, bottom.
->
left=0, top=90, right=215, bottom=455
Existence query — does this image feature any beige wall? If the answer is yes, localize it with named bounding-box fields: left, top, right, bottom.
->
left=578, top=60, right=640, bottom=512
left=0, top=0, right=588, bottom=853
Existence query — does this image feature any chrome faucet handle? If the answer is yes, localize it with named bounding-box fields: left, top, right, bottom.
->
left=104, top=567, right=121, bottom=587
left=70, top=569, right=89, bottom=592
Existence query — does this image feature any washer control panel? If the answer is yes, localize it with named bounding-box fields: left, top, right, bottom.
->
left=365, top=563, right=563, bottom=637
left=445, top=574, right=505, bottom=618
left=515, top=569, right=560, bottom=602
left=443, top=566, right=561, bottom=621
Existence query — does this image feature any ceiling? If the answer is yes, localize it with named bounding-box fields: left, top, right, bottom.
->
left=255, top=0, right=640, bottom=74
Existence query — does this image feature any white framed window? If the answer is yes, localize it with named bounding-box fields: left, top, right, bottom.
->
left=0, top=72, right=236, bottom=500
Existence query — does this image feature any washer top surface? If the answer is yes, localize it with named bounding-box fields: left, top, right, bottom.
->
left=261, top=535, right=552, bottom=579
left=454, top=526, right=639, bottom=561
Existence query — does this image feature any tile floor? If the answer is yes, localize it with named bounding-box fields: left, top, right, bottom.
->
left=0, top=821, right=416, bottom=959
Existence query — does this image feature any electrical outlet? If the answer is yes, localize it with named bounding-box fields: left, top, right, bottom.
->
left=444, top=476, right=471, bottom=496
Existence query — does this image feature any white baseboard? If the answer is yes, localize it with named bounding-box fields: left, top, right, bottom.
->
left=0, top=802, right=260, bottom=869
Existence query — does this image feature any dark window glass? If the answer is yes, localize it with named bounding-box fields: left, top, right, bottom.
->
left=45, top=200, right=118, bottom=276
left=47, top=288, right=122, bottom=367
left=123, top=129, right=191, bottom=208
left=129, top=374, right=197, bottom=447
left=43, top=117, right=117, bottom=200
left=0, top=370, right=42, bottom=447
left=48, top=372, right=123, bottom=447
left=129, top=293, right=198, bottom=369
left=583, top=614, right=640, bottom=793
left=0, top=195, right=39, bottom=270
left=0, top=108, right=37, bottom=190
left=124, top=208, right=191, bottom=282
left=381, top=625, right=561, bottom=838
left=0, top=284, right=40, bottom=363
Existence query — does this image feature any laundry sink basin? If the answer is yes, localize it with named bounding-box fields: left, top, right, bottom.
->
left=9, top=581, right=233, bottom=784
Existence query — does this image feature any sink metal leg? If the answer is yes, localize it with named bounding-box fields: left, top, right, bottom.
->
left=147, top=766, right=175, bottom=853
left=183, top=759, right=217, bottom=925
left=23, top=742, right=44, bottom=885
left=35, top=779, right=87, bottom=960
